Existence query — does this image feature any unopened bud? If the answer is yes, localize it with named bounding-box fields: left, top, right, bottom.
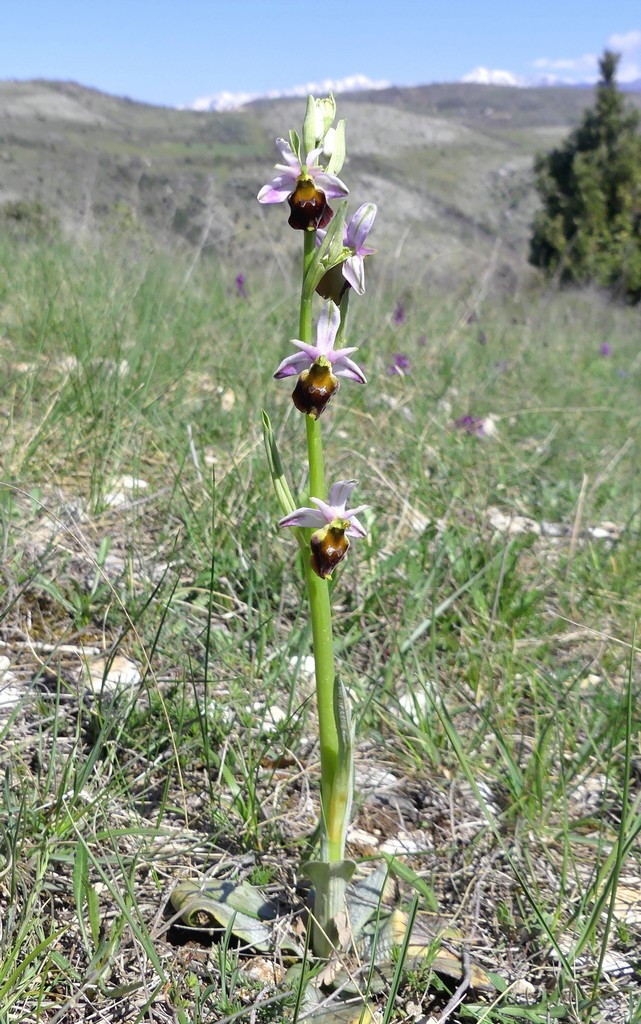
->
left=315, top=96, right=336, bottom=138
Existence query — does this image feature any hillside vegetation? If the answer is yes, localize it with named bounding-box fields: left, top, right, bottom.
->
left=2, top=78, right=639, bottom=290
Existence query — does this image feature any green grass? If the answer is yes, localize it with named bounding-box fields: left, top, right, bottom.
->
left=0, top=228, right=640, bottom=1023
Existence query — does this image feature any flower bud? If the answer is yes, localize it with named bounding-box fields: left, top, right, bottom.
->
left=287, top=179, right=333, bottom=231
left=292, top=359, right=340, bottom=418
left=321, top=126, right=336, bottom=161
left=310, top=522, right=350, bottom=579
left=315, top=96, right=337, bottom=139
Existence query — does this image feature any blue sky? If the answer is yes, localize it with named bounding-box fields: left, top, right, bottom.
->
left=2, top=0, right=640, bottom=108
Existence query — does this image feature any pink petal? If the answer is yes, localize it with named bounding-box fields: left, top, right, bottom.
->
left=304, top=145, right=324, bottom=167
left=273, top=352, right=311, bottom=378
left=279, top=507, right=325, bottom=529
left=257, top=173, right=295, bottom=203
left=315, top=303, right=341, bottom=355
left=275, top=138, right=301, bottom=169
left=334, top=355, right=367, bottom=384
left=290, top=339, right=322, bottom=360
left=346, top=514, right=367, bottom=539
left=328, top=480, right=358, bottom=509
left=345, top=503, right=368, bottom=520
left=330, top=344, right=359, bottom=359
left=310, top=497, right=336, bottom=523
left=342, top=254, right=365, bottom=294
left=349, top=203, right=377, bottom=251
left=313, top=171, right=349, bottom=199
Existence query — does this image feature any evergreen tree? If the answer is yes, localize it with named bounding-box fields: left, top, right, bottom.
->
left=529, top=51, right=641, bottom=302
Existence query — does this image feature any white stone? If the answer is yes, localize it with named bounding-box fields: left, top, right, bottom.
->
left=220, top=388, right=235, bottom=412
left=380, top=830, right=432, bottom=854
left=85, top=655, right=141, bottom=695
left=117, top=475, right=148, bottom=490
left=481, top=414, right=498, bottom=437
left=511, top=978, right=537, bottom=1000
left=488, top=506, right=540, bottom=536
left=398, top=689, right=431, bottom=719
left=346, top=826, right=379, bottom=851
left=103, top=475, right=149, bottom=507
left=601, top=950, right=635, bottom=977
left=588, top=522, right=621, bottom=541
left=0, top=657, right=22, bottom=711
left=0, top=685, right=22, bottom=710
left=250, top=702, right=286, bottom=734
left=288, top=655, right=316, bottom=680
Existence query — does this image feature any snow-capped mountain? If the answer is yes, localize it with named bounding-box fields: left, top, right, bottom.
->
left=189, top=73, right=391, bottom=112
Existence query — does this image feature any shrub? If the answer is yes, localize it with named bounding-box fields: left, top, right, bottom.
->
left=529, top=51, right=641, bottom=303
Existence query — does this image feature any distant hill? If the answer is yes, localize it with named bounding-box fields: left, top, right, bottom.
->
left=1, top=79, right=639, bottom=290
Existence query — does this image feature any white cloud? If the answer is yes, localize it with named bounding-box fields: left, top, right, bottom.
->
left=461, top=66, right=524, bottom=87
left=188, top=73, right=391, bottom=112
left=531, top=29, right=641, bottom=85
left=608, top=29, right=641, bottom=54
left=532, top=53, right=598, bottom=74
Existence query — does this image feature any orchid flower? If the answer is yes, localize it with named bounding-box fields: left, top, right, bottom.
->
left=317, top=203, right=377, bottom=295
left=279, top=479, right=368, bottom=578
left=274, top=302, right=366, bottom=418
left=257, top=138, right=348, bottom=205
left=273, top=302, right=366, bottom=383
left=279, top=478, right=367, bottom=535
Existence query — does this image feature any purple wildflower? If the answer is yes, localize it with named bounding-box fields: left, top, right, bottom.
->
left=235, top=274, right=247, bottom=298
left=393, top=303, right=406, bottom=325
left=387, top=353, right=410, bottom=376
left=600, top=342, right=612, bottom=357
left=455, top=414, right=485, bottom=437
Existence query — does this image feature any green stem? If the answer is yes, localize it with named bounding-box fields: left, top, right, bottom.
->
left=305, top=564, right=339, bottom=843
left=299, top=231, right=315, bottom=339
left=299, top=229, right=339, bottom=857
left=305, top=416, right=325, bottom=500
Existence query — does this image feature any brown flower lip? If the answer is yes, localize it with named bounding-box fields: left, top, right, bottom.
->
left=310, top=524, right=350, bottom=579
left=287, top=179, right=333, bottom=231
left=292, top=360, right=340, bottom=418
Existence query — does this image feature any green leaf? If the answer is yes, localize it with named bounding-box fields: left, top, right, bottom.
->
left=380, top=855, right=439, bottom=911
left=303, top=203, right=348, bottom=295
left=170, top=877, right=302, bottom=953
left=345, top=862, right=391, bottom=942
left=305, top=1001, right=377, bottom=1024
left=288, top=129, right=301, bottom=163
left=261, top=410, right=306, bottom=550
left=73, top=839, right=101, bottom=950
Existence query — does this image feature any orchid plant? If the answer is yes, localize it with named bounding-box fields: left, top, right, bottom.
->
left=170, top=94, right=496, bottom=1010
left=259, top=95, right=376, bottom=957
